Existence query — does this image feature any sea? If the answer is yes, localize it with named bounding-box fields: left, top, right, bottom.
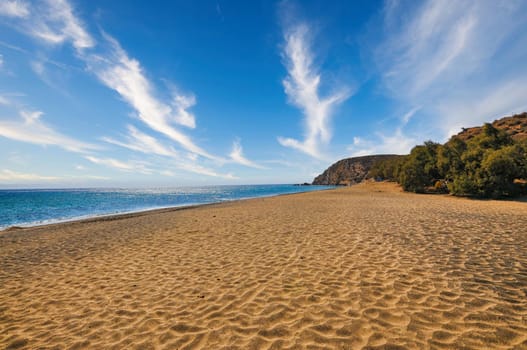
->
left=0, top=184, right=335, bottom=230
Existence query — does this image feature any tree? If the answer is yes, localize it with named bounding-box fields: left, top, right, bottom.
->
left=399, top=141, right=440, bottom=193
left=449, top=124, right=518, bottom=197
left=369, top=156, right=406, bottom=181
left=473, top=123, right=512, bottom=150
left=479, top=144, right=527, bottom=197
left=437, top=137, right=466, bottom=181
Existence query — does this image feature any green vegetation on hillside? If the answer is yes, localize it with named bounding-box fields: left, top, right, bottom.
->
left=369, top=123, right=527, bottom=198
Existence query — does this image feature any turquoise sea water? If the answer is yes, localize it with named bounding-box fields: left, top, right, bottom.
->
left=0, top=184, right=334, bottom=229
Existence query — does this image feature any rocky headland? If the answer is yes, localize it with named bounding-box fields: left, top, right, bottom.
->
left=312, top=154, right=401, bottom=185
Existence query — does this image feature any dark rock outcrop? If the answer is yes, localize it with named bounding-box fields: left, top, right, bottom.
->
left=312, top=154, right=400, bottom=185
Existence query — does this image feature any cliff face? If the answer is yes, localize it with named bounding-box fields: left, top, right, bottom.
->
left=312, top=154, right=399, bottom=185
left=455, top=112, right=527, bottom=141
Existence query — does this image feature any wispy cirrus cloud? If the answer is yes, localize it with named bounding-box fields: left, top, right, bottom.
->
left=33, top=0, right=93, bottom=50
left=0, top=169, right=58, bottom=181
left=0, top=0, right=29, bottom=18
left=0, top=109, right=99, bottom=152
left=29, top=59, right=73, bottom=95
left=377, top=1, right=476, bottom=99
left=374, top=0, right=527, bottom=138
left=87, top=150, right=236, bottom=179
left=348, top=130, right=416, bottom=157
left=0, top=169, right=109, bottom=183
left=229, top=139, right=265, bottom=169
left=347, top=107, right=418, bottom=156
left=0, top=0, right=93, bottom=50
left=177, top=162, right=237, bottom=180
left=85, top=35, right=217, bottom=160
left=43, top=0, right=94, bottom=49
left=0, top=0, right=254, bottom=179
left=102, top=125, right=180, bottom=158
left=437, top=76, right=527, bottom=137
left=84, top=155, right=152, bottom=174
left=102, top=125, right=236, bottom=178
left=0, top=0, right=100, bottom=154
left=171, top=92, right=196, bottom=129
left=277, top=22, right=350, bottom=159
left=0, top=0, right=192, bottom=133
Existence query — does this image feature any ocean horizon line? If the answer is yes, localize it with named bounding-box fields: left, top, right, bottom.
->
left=0, top=182, right=315, bottom=191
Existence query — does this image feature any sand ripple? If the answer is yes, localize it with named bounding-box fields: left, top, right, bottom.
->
left=1, top=182, right=527, bottom=349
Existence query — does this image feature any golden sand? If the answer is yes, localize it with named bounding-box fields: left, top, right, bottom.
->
left=1, top=182, right=527, bottom=349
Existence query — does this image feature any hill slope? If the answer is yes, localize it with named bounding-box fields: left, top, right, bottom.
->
left=455, top=112, right=527, bottom=141
left=312, top=155, right=400, bottom=185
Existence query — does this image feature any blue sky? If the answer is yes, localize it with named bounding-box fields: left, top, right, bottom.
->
left=1, top=0, right=526, bottom=187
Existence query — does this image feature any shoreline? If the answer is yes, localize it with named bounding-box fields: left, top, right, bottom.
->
left=1, top=185, right=337, bottom=233
left=4, top=181, right=524, bottom=233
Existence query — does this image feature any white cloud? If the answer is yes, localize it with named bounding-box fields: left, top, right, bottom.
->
left=347, top=107, right=418, bottom=157
left=0, top=0, right=29, bottom=18
left=0, top=0, right=93, bottom=49
left=86, top=34, right=216, bottom=160
left=347, top=129, right=415, bottom=157
left=278, top=23, right=350, bottom=159
left=401, top=106, right=421, bottom=124
left=29, top=0, right=94, bottom=50
left=84, top=155, right=152, bottom=174
left=88, top=36, right=246, bottom=177
left=4, top=2, right=217, bottom=161
left=171, top=93, right=196, bottom=129
left=378, top=1, right=476, bottom=98
left=0, top=95, right=9, bottom=105
left=28, top=58, right=76, bottom=96
left=0, top=169, right=110, bottom=183
left=177, top=162, right=238, bottom=179
left=102, top=125, right=237, bottom=178
left=375, top=0, right=527, bottom=139
left=102, top=125, right=179, bottom=158
left=0, top=169, right=58, bottom=181
left=0, top=39, right=27, bottom=53
left=229, top=139, right=265, bottom=169
left=0, top=109, right=99, bottom=152
left=1, top=0, right=254, bottom=180
left=438, top=77, right=527, bottom=137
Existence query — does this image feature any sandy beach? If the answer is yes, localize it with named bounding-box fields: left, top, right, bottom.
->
left=1, top=182, right=527, bottom=349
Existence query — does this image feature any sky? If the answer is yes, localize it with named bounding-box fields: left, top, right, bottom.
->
left=1, top=0, right=526, bottom=188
